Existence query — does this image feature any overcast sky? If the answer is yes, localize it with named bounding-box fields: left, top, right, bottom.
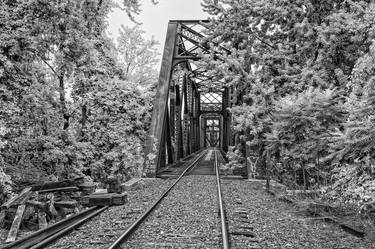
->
left=107, top=0, right=208, bottom=59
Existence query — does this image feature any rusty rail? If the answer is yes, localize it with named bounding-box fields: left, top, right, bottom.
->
left=3, top=206, right=108, bottom=249
left=107, top=150, right=207, bottom=249
left=214, top=149, right=230, bottom=249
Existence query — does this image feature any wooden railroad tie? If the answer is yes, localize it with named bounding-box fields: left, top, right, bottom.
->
left=81, top=192, right=128, bottom=207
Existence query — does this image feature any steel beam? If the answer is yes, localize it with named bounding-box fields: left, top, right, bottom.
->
left=144, top=23, right=178, bottom=177
left=144, top=20, right=233, bottom=177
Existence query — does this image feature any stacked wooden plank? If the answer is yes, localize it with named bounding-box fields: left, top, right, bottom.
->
left=1, top=187, right=32, bottom=243
left=0, top=177, right=96, bottom=243
left=1, top=176, right=132, bottom=243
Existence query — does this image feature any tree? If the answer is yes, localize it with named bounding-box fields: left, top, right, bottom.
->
left=201, top=0, right=375, bottom=205
left=117, top=25, right=159, bottom=87
left=265, top=88, right=346, bottom=188
left=84, top=78, right=154, bottom=181
left=0, top=0, right=159, bottom=191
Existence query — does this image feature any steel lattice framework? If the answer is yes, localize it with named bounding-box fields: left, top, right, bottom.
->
left=143, top=20, right=234, bottom=177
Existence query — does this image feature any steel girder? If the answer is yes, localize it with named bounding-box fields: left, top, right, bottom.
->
left=143, top=20, right=232, bottom=177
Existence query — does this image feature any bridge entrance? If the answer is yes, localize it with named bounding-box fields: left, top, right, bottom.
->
left=204, top=118, right=220, bottom=147
left=143, top=20, right=236, bottom=177
left=200, top=91, right=222, bottom=148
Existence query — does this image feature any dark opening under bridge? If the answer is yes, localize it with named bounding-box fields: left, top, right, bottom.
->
left=143, top=20, right=245, bottom=178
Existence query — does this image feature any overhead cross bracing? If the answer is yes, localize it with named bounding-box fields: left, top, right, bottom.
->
left=143, top=20, right=235, bottom=177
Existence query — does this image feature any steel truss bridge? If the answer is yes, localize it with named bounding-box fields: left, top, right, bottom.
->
left=143, top=20, right=241, bottom=177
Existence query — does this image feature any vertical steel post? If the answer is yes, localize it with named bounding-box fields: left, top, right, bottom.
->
left=144, top=23, right=178, bottom=177
left=175, top=85, right=183, bottom=161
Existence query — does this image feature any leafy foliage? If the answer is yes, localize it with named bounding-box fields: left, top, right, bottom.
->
left=327, top=163, right=375, bottom=213
left=0, top=0, right=158, bottom=201
left=85, top=79, right=154, bottom=182
left=117, top=25, right=159, bottom=86
left=0, top=124, right=12, bottom=203
left=202, top=0, right=375, bottom=209
left=265, top=88, right=347, bottom=188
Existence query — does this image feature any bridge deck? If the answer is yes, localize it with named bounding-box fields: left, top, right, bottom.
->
left=157, top=148, right=232, bottom=178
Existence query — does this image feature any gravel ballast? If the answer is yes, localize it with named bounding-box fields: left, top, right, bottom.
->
left=221, top=179, right=375, bottom=249
left=3, top=159, right=374, bottom=249
left=44, top=178, right=174, bottom=249
left=124, top=175, right=221, bottom=249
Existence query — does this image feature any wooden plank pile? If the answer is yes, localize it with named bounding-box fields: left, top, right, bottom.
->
left=0, top=176, right=131, bottom=243
left=0, top=177, right=96, bottom=243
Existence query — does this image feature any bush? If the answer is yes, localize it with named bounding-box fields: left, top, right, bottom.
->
left=324, top=163, right=375, bottom=213
left=0, top=166, right=13, bottom=204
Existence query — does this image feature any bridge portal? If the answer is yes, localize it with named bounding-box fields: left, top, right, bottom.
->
left=143, top=20, right=234, bottom=177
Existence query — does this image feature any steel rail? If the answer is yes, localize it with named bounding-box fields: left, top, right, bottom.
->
left=3, top=205, right=108, bottom=249
left=214, top=150, right=230, bottom=249
left=107, top=150, right=207, bottom=249
left=30, top=206, right=108, bottom=249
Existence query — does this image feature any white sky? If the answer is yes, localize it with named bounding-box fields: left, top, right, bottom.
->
left=107, top=0, right=208, bottom=59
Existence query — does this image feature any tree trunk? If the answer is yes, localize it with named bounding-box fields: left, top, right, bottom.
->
left=80, top=104, right=87, bottom=139
left=59, top=74, right=69, bottom=130
left=316, top=154, right=320, bottom=188
left=265, top=152, right=270, bottom=193
left=42, top=117, right=48, bottom=135
left=302, top=163, right=307, bottom=191
left=245, top=139, right=251, bottom=179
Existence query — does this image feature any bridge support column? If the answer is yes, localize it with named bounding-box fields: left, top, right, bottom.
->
left=143, top=23, right=178, bottom=177
left=222, top=88, right=230, bottom=152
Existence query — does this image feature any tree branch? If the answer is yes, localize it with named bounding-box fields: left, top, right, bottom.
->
left=29, top=49, right=58, bottom=76
left=40, top=58, right=58, bottom=76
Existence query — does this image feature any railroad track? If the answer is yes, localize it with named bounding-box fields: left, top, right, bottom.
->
left=2, top=206, right=108, bottom=249
left=2, top=148, right=230, bottom=249
left=107, top=148, right=230, bottom=249
left=214, top=150, right=230, bottom=249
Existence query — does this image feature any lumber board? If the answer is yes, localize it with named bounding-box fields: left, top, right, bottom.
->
left=2, top=187, right=32, bottom=209
left=54, top=201, right=78, bottom=209
left=38, top=212, right=47, bottom=230
left=48, top=194, right=58, bottom=217
left=6, top=204, right=26, bottom=243
left=0, top=209, right=5, bottom=227
left=37, top=186, right=79, bottom=194
left=18, top=191, right=33, bottom=205
left=2, top=195, right=19, bottom=209
left=77, top=183, right=96, bottom=194
left=31, top=177, right=84, bottom=191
